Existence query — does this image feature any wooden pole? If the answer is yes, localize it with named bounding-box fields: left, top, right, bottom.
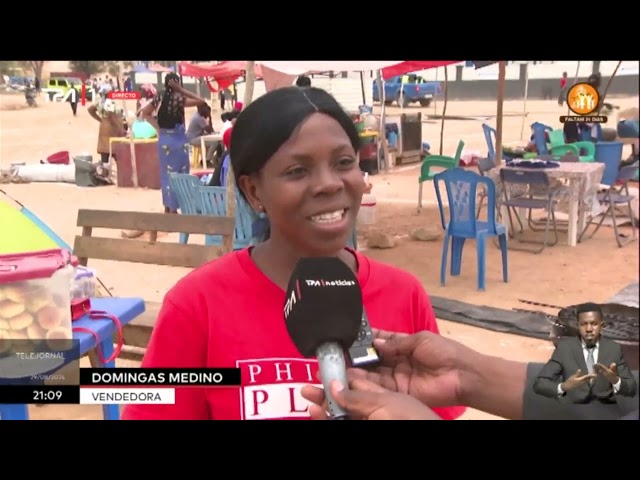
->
left=243, top=61, right=255, bottom=108
left=118, top=61, right=138, bottom=188
left=375, top=70, right=389, bottom=172
left=495, top=61, right=506, bottom=164
left=438, top=67, right=449, bottom=155
left=520, top=62, right=529, bottom=140
left=597, top=61, right=622, bottom=114
left=568, top=61, right=581, bottom=116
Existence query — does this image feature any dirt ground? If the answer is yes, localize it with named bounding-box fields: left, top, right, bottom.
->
left=1, top=92, right=638, bottom=421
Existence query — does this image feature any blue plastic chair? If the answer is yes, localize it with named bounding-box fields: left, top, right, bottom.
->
left=482, top=123, right=517, bottom=162
left=531, top=122, right=552, bottom=156
left=196, top=185, right=253, bottom=250
left=433, top=168, right=508, bottom=291
left=499, top=169, right=561, bottom=253
left=168, top=173, right=202, bottom=244
left=481, top=123, right=498, bottom=161
left=581, top=141, right=637, bottom=247
left=580, top=165, right=638, bottom=248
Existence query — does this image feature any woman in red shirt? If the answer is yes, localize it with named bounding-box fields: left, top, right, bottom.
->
left=122, top=86, right=466, bottom=421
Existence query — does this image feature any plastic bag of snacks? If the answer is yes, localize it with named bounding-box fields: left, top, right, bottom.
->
left=71, top=266, right=96, bottom=300
left=0, top=249, right=76, bottom=356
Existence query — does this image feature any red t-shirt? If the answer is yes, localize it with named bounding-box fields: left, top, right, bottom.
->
left=122, top=248, right=466, bottom=421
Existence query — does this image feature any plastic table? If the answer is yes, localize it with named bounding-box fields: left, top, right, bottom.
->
left=0, top=297, right=145, bottom=421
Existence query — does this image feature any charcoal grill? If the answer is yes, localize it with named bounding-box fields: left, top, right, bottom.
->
left=517, top=300, right=639, bottom=370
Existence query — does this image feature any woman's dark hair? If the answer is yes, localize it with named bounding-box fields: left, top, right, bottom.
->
left=231, top=86, right=361, bottom=192
left=296, top=75, right=311, bottom=87
left=221, top=110, right=241, bottom=123
left=157, top=72, right=183, bottom=129
left=230, top=86, right=361, bottom=241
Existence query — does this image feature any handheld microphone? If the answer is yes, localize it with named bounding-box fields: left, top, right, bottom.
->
left=283, top=257, right=363, bottom=420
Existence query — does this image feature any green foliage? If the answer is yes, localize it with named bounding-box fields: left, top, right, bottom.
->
left=68, top=61, right=105, bottom=76
left=69, top=61, right=134, bottom=77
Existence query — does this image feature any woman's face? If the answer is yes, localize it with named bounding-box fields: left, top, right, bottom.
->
left=243, top=113, right=364, bottom=255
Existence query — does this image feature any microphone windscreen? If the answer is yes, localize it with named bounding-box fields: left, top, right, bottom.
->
left=284, top=257, right=363, bottom=357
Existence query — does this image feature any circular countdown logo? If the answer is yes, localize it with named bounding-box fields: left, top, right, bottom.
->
left=566, top=82, right=600, bottom=116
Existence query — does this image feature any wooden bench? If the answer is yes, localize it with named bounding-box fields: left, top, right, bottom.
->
left=73, top=209, right=235, bottom=359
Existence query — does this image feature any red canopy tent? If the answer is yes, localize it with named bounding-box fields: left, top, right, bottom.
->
left=179, top=61, right=263, bottom=92
left=148, top=63, right=174, bottom=73
left=380, top=61, right=461, bottom=79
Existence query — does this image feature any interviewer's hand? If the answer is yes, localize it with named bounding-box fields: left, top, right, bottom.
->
left=347, top=329, right=470, bottom=407
left=301, top=379, right=441, bottom=420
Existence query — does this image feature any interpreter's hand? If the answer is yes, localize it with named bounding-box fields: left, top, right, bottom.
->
left=594, top=363, right=619, bottom=384
left=301, top=379, right=441, bottom=420
left=347, top=329, right=468, bottom=407
left=561, top=369, right=596, bottom=391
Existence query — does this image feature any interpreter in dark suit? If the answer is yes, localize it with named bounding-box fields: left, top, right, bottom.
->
left=533, top=302, right=637, bottom=407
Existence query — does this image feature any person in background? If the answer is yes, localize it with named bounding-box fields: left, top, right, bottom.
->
left=296, top=75, right=311, bottom=87
left=230, top=83, right=238, bottom=106
left=186, top=103, right=218, bottom=167
left=139, top=72, right=208, bottom=214
left=220, top=87, right=233, bottom=110
left=220, top=109, right=240, bottom=135
left=87, top=98, right=126, bottom=164
left=588, top=72, right=602, bottom=91
left=136, top=83, right=157, bottom=117
left=122, top=86, right=465, bottom=421
left=208, top=126, right=232, bottom=187
left=34, top=76, right=40, bottom=96
left=68, top=84, right=79, bottom=116
left=558, top=71, right=568, bottom=105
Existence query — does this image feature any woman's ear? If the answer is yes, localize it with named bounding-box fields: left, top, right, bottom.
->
left=237, top=174, right=263, bottom=212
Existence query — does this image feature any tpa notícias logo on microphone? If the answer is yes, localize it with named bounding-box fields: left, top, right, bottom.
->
left=305, top=279, right=357, bottom=287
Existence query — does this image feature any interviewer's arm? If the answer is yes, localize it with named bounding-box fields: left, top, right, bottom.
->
left=459, top=351, right=527, bottom=420
left=531, top=347, right=565, bottom=398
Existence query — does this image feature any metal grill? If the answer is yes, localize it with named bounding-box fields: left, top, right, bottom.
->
left=516, top=299, right=639, bottom=343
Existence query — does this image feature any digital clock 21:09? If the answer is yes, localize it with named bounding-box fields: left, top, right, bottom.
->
left=0, top=386, right=79, bottom=404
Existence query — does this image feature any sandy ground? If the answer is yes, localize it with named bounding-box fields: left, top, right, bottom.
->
left=1, top=93, right=638, bottom=420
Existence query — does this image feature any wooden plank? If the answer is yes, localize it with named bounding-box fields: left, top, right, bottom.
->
left=74, top=236, right=223, bottom=268
left=77, top=209, right=235, bottom=235
left=120, top=301, right=161, bottom=349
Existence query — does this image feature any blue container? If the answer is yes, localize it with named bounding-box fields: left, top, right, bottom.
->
left=388, top=132, right=398, bottom=148
left=617, top=120, right=639, bottom=138
left=594, top=141, right=624, bottom=186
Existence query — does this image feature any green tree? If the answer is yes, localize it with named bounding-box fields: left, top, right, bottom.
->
left=26, top=61, right=46, bottom=81
left=0, top=61, right=17, bottom=75
left=68, top=61, right=105, bottom=77
left=104, top=61, right=133, bottom=77
left=7, top=61, right=47, bottom=81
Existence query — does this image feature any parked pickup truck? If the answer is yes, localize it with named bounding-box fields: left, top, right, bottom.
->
left=373, top=74, right=441, bottom=108
left=43, top=77, right=95, bottom=102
